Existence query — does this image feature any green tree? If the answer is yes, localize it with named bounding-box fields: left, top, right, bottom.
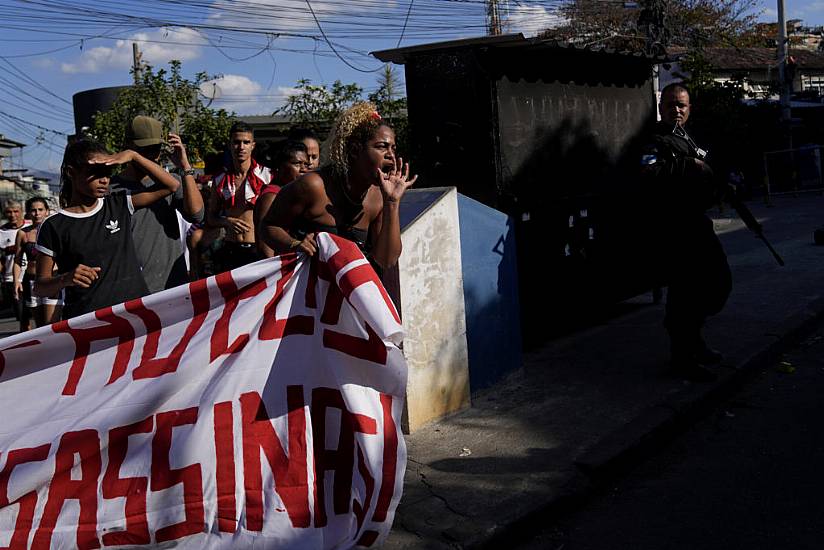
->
left=275, top=79, right=363, bottom=129
left=368, top=64, right=409, bottom=155
left=89, top=60, right=234, bottom=162
left=543, top=0, right=761, bottom=51
left=673, top=49, right=757, bottom=179
left=368, top=64, right=407, bottom=120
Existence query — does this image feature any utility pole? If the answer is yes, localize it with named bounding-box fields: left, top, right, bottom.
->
left=487, top=0, right=502, bottom=36
left=132, top=43, right=143, bottom=83
left=777, top=0, right=792, bottom=148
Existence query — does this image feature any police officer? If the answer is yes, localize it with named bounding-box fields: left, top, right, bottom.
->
left=642, top=82, right=732, bottom=381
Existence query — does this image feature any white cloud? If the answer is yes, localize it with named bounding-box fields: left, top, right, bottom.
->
left=206, top=0, right=395, bottom=32
left=32, top=58, right=55, bottom=69
left=506, top=3, right=566, bottom=37
left=207, top=75, right=297, bottom=115
left=277, top=86, right=300, bottom=97
left=61, top=27, right=203, bottom=74
left=212, top=74, right=263, bottom=97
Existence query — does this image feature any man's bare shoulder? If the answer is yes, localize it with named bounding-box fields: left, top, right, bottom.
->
left=285, top=171, right=328, bottom=199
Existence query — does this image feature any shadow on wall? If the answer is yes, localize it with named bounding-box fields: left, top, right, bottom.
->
left=457, top=195, right=522, bottom=394
left=508, top=114, right=657, bottom=346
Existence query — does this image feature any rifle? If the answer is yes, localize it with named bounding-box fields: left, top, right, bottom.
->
left=726, top=191, right=785, bottom=266
left=672, top=123, right=785, bottom=267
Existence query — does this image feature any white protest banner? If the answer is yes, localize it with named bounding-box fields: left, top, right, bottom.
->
left=0, top=232, right=407, bottom=549
left=0, top=228, right=16, bottom=251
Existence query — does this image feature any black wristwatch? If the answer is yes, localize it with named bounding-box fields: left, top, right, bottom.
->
left=179, top=168, right=196, bottom=177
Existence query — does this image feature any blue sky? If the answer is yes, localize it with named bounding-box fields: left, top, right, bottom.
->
left=0, top=0, right=816, bottom=174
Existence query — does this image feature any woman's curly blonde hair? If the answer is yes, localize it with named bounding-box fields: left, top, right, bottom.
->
left=327, top=101, right=386, bottom=180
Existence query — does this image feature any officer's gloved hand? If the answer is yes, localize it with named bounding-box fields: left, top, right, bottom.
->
left=691, top=158, right=714, bottom=179
left=686, top=158, right=718, bottom=210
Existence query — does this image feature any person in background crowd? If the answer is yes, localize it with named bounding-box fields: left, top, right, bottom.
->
left=288, top=127, right=321, bottom=169
left=13, top=197, right=60, bottom=330
left=34, top=140, right=180, bottom=319
left=262, top=102, right=416, bottom=270
left=187, top=152, right=224, bottom=279
left=206, top=121, right=271, bottom=272
left=109, top=116, right=204, bottom=293
left=0, top=200, right=28, bottom=320
left=641, top=82, right=732, bottom=382
left=255, top=140, right=311, bottom=258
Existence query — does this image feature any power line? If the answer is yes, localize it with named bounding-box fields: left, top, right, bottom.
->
left=303, top=0, right=383, bottom=73
left=0, top=111, right=67, bottom=136
left=0, top=42, right=81, bottom=58
left=398, top=0, right=415, bottom=47
left=0, top=55, right=72, bottom=106
left=0, top=0, right=507, bottom=42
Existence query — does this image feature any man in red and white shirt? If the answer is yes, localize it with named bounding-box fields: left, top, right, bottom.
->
left=206, top=121, right=271, bottom=272
left=1, top=200, right=30, bottom=320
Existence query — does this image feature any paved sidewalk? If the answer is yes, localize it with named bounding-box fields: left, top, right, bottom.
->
left=385, top=195, right=824, bottom=549
left=0, top=313, right=18, bottom=339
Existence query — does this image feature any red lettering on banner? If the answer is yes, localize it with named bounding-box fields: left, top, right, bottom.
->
left=301, top=250, right=344, bottom=324
left=54, top=308, right=135, bottom=395
left=0, top=444, right=51, bottom=549
left=323, top=323, right=387, bottom=365
left=259, top=256, right=314, bottom=341
left=211, top=272, right=268, bottom=362
left=213, top=401, right=237, bottom=533
left=372, top=394, right=398, bottom=523
left=152, top=407, right=204, bottom=542
left=130, top=279, right=210, bottom=380
left=324, top=237, right=400, bottom=324
left=323, top=258, right=392, bottom=364
left=32, top=430, right=101, bottom=550
left=303, top=238, right=392, bottom=365
left=0, top=339, right=40, bottom=379
left=311, top=387, right=377, bottom=528
left=101, top=417, right=153, bottom=546
left=329, top=250, right=401, bottom=323
left=304, top=252, right=318, bottom=309
left=240, top=388, right=310, bottom=530
left=352, top=444, right=375, bottom=534
left=317, top=261, right=345, bottom=325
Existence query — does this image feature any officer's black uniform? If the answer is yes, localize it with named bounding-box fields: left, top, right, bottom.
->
left=643, top=121, right=732, bottom=368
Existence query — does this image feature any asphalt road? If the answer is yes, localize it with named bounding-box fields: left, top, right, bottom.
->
left=0, top=311, right=18, bottom=338
left=518, top=320, right=824, bottom=550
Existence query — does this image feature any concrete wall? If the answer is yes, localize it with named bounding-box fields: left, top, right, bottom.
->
left=398, top=187, right=470, bottom=431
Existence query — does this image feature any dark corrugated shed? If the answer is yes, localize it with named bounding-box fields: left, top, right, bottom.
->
left=374, top=35, right=664, bottom=342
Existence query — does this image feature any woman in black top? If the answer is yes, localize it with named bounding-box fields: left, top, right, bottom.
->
left=12, top=197, right=54, bottom=330
left=260, top=102, right=417, bottom=270
left=34, top=140, right=179, bottom=319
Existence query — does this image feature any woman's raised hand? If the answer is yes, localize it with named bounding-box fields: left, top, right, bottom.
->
left=377, top=156, right=417, bottom=203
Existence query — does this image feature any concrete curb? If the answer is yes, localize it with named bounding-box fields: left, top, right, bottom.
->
left=473, top=296, right=824, bottom=549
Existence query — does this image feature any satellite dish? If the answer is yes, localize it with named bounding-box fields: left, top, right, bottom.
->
left=198, top=81, right=222, bottom=106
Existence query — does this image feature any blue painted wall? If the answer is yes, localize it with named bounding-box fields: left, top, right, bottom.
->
left=457, top=194, right=522, bottom=392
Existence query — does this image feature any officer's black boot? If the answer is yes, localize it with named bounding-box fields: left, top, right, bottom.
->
left=694, top=335, right=723, bottom=365
left=668, top=328, right=717, bottom=382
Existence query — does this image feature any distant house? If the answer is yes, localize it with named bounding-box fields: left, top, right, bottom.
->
left=0, top=135, right=59, bottom=208
left=0, top=135, right=24, bottom=177
left=660, top=47, right=824, bottom=98
left=236, top=114, right=293, bottom=142
left=786, top=20, right=824, bottom=52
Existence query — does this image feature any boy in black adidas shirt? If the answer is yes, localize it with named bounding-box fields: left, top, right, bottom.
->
left=35, top=140, right=180, bottom=319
